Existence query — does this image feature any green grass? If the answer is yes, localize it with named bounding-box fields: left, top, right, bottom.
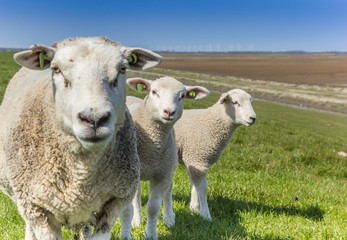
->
left=0, top=52, right=346, bottom=239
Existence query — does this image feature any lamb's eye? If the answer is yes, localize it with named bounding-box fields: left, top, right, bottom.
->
left=180, top=93, right=185, bottom=100
left=53, top=67, right=61, bottom=73
left=64, top=78, right=71, bottom=88
left=152, top=90, right=159, bottom=98
left=233, top=101, right=240, bottom=106
left=120, top=67, right=126, bottom=74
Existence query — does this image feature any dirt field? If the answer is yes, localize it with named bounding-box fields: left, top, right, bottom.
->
left=159, top=53, right=347, bottom=87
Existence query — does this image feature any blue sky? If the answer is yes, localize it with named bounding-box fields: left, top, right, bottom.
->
left=0, top=0, right=346, bottom=52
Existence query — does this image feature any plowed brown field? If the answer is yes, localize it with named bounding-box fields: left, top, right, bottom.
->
left=159, top=53, right=347, bottom=87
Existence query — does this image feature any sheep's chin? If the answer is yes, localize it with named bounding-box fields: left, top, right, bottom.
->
left=77, top=135, right=112, bottom=151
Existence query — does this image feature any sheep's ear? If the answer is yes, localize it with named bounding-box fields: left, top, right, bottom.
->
left=218, top=93, right=231, bottom=104
left=126, top=78, right=152, bottom=93
left=185, top=86, right=210, bottom=99
left=14, top=45, right=56, bottom=70
left=121, top=47, right=162, bottom=70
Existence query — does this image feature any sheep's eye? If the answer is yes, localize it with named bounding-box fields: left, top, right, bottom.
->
left=53, top=67, right=61, bottom=74
left=233, top=101, right=240, bottom=106
left=120, top=67, right=126, bottom=74
left=180, top=93, right=185, bottom=100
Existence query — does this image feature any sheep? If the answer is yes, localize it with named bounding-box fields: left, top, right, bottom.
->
left=174, top=89, right=256, bottom=221
left=0, top=37, right=162, bottom=240
left=124, top=77, right=209, bottom=239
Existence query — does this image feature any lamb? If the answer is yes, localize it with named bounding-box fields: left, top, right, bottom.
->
left=174, top=89, right=256, bottom=221
left=124, top=77, right=209, bottom=239
left=0, top=37, right=162, bottom=240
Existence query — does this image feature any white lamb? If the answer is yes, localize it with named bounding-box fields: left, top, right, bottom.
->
left=0, top=37, right=162, bottom=240
left=124, top=77, right=209, bottom=239
left=174, top=89, right=256, bottom=221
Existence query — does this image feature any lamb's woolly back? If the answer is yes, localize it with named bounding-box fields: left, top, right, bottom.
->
left=175, top=89, right=256, bottom=169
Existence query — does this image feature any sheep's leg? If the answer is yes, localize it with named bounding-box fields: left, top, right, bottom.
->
left=80, top=225, right=92, bottom=240
left=91, top=199, right=122, bottom=240
left=131, top=183, right=142, bottom=227
left=26, top=219, right=62, bottom=240
left=25, top=224, right=36, bottom=240
left=120, top=204, right=134, bottom=240
left=162, top=182, right=175, bottom=228
left=187, top=168, right=211, bottom=221
left=145, top=180, right=170, bottom=240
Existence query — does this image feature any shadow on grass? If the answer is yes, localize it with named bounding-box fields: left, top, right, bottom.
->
left=210, top=195, right=325, bottom=221
left=158, top=193, right=324, bottom=240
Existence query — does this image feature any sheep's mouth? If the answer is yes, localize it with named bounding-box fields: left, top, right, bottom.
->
left=80, top=137, right=106, bottom=143
left=161, top=116, right=174, bottom=122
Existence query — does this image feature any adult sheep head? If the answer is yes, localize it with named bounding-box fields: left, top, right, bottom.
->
left=14, top=37, right=162, bottom=150
left=218, top=89, right=256, bottom=126
left=127, top=77, right=210, bottom=124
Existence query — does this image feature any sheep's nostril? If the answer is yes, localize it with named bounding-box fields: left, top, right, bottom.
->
left=78, top=112, right=96, bottom=127
left=98, top=112, right=111, bottom=126
left=250, top=117, right=256, bottom=123
left=78, top=111, right=111, bottom=129
left=164, top=109, right=175, bottom=117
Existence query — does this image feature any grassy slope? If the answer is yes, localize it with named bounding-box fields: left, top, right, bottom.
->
left=0, top=52, right=346, bottom=239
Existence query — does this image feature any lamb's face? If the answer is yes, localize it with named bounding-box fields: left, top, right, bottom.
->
left=13, top=37, right=163, bottom=151
left=147, top=77, right=186, bottom=125
left=127, top=77, right=210, bottom=126
left=51, top=41, right=127, bottom=150
left=220, top=89, right=256, bottom=126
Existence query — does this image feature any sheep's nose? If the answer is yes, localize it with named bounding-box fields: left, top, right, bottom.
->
left=249, top=116, right=256, bottom=123
left=78, top=111, right=111, bottom=129
left=164, top=109, right=175, bottom=117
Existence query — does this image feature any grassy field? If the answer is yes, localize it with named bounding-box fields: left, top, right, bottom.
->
left=0, top=52, right=346, bottom=239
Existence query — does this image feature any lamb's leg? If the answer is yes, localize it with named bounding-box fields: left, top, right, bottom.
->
left=120, top=204, right=134, bottom=240
left=145, top=180, right=170, bottom=240
left=162, top=182, right=175, bottom=228
left=197, top=174, right=211, bottom=221
left=187, top=167, right=201, bottom=213
left=131, top=183, right=142, bottom=227
left=187, top=168, right=211, bottom=221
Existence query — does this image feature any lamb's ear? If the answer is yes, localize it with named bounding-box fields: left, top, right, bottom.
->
left=218, top=93, right=231, bottom=104
left=121, top=47, right=163, bottom=70
left=14, top=44, right=55, bottom=70
left=185, top=86, right=210, bottom=100
left=126, top=78, right=152, bottom=93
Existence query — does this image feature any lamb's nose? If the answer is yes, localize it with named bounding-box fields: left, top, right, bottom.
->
left=250, top=116, right=256, bottom=123
left=164, top=109, right=175, bottom=117
left=78, top=111, right=111, bottom=129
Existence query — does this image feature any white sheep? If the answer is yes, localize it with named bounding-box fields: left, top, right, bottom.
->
left=174, top=89, right=256, bottom=221
left=124, top=77, right=209, bottom=239
left=0, top=37, right=162, bottom=240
